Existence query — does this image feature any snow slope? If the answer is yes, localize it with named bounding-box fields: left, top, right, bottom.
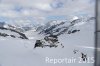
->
left=0, top=20, right=95, bottom=66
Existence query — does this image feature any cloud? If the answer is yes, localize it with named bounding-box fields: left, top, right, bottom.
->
left=50, top=0, right=64, bottom=9
left=0, top=0, right=95, bottom=25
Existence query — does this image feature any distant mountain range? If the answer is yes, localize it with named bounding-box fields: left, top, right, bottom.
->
left=36, top=16, right=95, bottom=36
left=0, top=16, right=95, bottom=40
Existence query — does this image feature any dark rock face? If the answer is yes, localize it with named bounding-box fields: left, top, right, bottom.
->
left=34, top=40, right=44, bottom=48
left=68, top=29, right=80, bottom=34
left=0, top=32, right=9, bottom=37
left=44, top=35, right=58, bottom=43
left=34, top=34, right=64, bottom=48
left=0, top=27, right=28, bottom=39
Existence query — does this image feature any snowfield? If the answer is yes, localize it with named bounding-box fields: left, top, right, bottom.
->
left=0, top=19, right=95, bottom=66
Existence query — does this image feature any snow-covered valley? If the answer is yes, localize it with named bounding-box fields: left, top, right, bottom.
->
left=0, top=17, right=95, bottom=66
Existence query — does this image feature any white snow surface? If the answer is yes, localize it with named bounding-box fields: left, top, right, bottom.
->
left=0, top=21, right=95, bottom=66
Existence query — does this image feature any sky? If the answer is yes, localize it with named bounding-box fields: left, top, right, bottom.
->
left=0, top=0, right=95, bottom=25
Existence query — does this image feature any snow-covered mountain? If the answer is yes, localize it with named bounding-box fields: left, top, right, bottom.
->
left=37, top=16, right=95, bottom=36
left=2, top=22, right=35, bottom=32
left=0, top=16, right=95, bottom=66
left=0, top=23, right=28, bottom=39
